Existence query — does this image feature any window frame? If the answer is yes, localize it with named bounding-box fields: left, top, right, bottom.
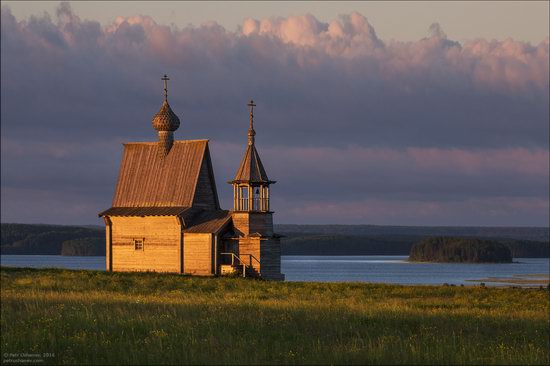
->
left=133, top=238, right=144, bottom=251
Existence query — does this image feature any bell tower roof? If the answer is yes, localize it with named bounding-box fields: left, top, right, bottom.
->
left=229, top=100, right=275, bottom=184
left=231, top=144, right=271, bottom=183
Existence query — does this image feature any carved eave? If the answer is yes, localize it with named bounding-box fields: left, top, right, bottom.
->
left=228, top=180, right=276, bottom=185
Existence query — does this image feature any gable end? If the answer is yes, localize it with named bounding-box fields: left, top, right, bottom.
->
left=191, top=143, right=220, bottom=210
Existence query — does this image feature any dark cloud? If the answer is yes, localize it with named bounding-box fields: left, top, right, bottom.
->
left=1, top=4, right=548, bottom=225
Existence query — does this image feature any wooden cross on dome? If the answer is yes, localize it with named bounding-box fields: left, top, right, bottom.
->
left=162, top=74, right=170, bottom=101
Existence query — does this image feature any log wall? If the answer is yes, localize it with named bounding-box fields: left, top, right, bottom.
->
left=192, top=157, right=218, bottom=210
left=110, top=216, right=181, bottom=273
left=237, top=237, right=262, bottom=272
left=183, top=233, right=213, bottom=275
left=232, top=236, right=284, bottom=280
left=260, top=238, right=284, bottom=280
left=232, top=212, right=273, bottom=236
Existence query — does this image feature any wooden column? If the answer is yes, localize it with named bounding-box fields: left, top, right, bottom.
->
left=240, top=185, right=244, bottom=211
left=213, top=234, right=218, bottom=275
left=239, top=185, right=243, bottom=211
left=248, top=185, right=253, bottom=211
left=262, top=185, right=267, bottom=211
left=177, top=216, right=184, bottom=274
left=233, top=184, right=237, bottom=211
left=237, top=185, right=241, bottom=211
left=103, top=216, right=112, bottom=271
left=259, top=185, right=264, bottom=211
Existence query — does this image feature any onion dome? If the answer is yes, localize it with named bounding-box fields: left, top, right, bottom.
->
left=152, top=75, right=180, bottom=132
left=152, top=74, right=180, bottom=158
left=152, top=100, right=180, bottom=132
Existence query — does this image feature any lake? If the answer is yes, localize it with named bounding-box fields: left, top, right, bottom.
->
left=1, top=255, right=548, bottom=286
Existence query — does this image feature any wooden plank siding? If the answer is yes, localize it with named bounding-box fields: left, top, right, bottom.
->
left=237, top=237, right=262, bottom=272
left=110, top=216, right=182, bottom=273
left=192, top=151, right=219, bottom=210
left=232, top=212, right=273, bottom=236
left=234, top=237, right=284, bottom=280
left=183, top=233, right=213, bottom=275
left=260, top=238, right=284, bottom=280
left=230, top=212, right=282, bottom=278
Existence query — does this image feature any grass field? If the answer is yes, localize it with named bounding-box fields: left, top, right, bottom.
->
left=1, top=267, right=549, bottom=365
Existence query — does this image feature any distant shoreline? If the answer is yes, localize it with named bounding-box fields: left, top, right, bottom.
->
left=2, top=223, right=549, bottom=257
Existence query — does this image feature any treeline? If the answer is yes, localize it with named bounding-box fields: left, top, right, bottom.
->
left=1, top=223, right=105, bottom=256
left=61, top=238, right=105, bottom=256
left=280, top=234, right=418, bottom=255
left=279, top=233, right=548, bottom=257
left=1, top=223, right=548, bottom=257
left=409, top=237, right=513, bottom=263
left=276, top=224, right=550, bottom=242
left=501, top=240, right=550, bottom=258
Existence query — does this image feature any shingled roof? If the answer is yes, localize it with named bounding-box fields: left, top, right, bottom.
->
left=230, top=144, right=273, bottom=184
left=98, top=206, right=190, bottom=217
left=101, top=140, right=219, bottom=211
left=184, top=210, right=232, bottom=234
left=229, top=100, right=275, bottom=185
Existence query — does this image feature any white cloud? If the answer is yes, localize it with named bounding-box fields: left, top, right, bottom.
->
left=1, top=4, right=548, bottom=225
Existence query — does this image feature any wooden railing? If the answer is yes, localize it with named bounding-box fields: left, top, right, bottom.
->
left=241, top=254, right=260, bottom=268
left=220, top=252, right=261, bottom=278
left=237, top=198, right=269, bottom=212
left=220, top=252, right=247, bottom=277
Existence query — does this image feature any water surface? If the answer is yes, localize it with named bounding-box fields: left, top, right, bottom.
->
left=282, top=255, right=549, bottom=285
left=1, top=255, right=548, bottom=286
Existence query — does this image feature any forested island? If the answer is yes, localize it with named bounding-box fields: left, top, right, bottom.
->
left=409, top=237, right=513, bottom=263
left=1, top=223, right=548, bottom=257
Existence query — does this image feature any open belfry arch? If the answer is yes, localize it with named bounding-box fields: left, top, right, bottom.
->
left=99, top=76, right=284, bottom=280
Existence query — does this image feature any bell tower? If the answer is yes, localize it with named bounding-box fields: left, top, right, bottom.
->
left=225, top=100, right=283, bottom=280
left=229, top=100, right=276, bottom=236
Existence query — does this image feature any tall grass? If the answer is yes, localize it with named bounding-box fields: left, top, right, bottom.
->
left=1, top=267, right=548, bottom=365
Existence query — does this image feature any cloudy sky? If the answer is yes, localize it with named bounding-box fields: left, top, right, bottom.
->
left=1, top=2, right=549, bottom=226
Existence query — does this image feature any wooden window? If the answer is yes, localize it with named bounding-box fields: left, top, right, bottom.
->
left=253, top=187, right=260, bottom=211
left=240, top=186, right=249, bottom=211
left=134, top=239, right=144, bottom=251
